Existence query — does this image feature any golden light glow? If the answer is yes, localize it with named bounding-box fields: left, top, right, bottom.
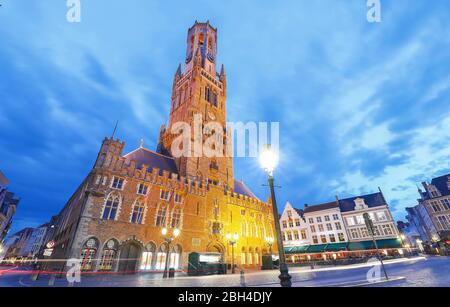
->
left=161, top=228, right=168, bottom=236
left=173, top=228, right=181, bottom=238
left=259, top=145, right=279, bottom=174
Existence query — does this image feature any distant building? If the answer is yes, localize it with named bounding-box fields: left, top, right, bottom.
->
left=280, top=202, right=308, bottom=248
left=3, top=228, right=34, bottom=261
left=416, top=174, right=450, bottom=254
left=281, top=191, right=402, bottom=263
left=0, top=171, right=20, bottom=243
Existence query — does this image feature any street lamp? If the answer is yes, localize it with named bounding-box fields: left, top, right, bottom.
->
left=226, top=233, right=239, bottom=274
left=259, top=144, right=292, bottom=287
left=161, top=227, right=180, bottom=278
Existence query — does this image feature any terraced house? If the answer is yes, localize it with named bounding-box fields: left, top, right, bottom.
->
left=417, top=174, right=450, bottom=251
left=281, top=191, right=402, bottom=263
left=46, top=22, right=276, bottom=274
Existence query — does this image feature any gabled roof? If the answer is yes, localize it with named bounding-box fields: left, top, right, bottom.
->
left=430, top=174, right=450, bottom=197
left=234, top=180, right=258, bottom=199
left=123, top=147, right=178, bottom=175
left=294, top=208, right=304, bottom=217
left=304, top=201, right=339, bottom=214
left=338, top=192, right=386, bottom=212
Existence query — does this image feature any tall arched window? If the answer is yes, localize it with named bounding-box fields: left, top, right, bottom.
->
left=80, top=238, right=99, bottom=271
left=99, top=239, right=118, bottom=271
left=102, top=194, right=120, bottom=220
left=156, top=204, right=167, bottom=227
left=141, top=242, right=156, bottom=271
left=170, top=244, right=182, bottom=269
left=241, top=222, right=247, bottom=237
left=131, top=201, right=145, bottom=224
left=156, top=243, right=168, bottom=270
left=171, top=207, right=182, bottom=228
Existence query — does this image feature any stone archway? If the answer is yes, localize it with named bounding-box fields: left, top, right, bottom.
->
left=206, top=241, right=225, bottom=254
left=118, top=241, right=142, bottom=274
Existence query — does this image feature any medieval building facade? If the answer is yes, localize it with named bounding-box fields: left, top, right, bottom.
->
left=47, top=22, right=276, bottom=273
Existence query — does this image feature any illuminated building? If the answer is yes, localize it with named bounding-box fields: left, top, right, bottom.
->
left=47, top=22, right=276, bottom=273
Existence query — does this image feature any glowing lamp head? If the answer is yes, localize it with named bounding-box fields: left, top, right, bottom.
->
left=173, top=228, right=181, bottom=238
left=259, top=145, right=279, bottom=175
left=233, top=233, right=239, bottom=241
left=161, top=228, right=168, bottom=236
left=226, top=233, right=231, bottom=240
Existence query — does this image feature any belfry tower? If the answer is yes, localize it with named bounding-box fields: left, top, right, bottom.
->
left=160, top=21, right=234, bottom=189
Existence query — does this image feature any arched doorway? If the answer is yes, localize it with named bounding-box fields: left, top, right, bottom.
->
left=118, top=241, right=142, bottom=274
left=206, top=241, right=225, bottom=254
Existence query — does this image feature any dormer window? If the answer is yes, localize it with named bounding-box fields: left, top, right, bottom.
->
left=111, top=177, right=124, bottom=190
left=354, top=198, right=368, bottom=210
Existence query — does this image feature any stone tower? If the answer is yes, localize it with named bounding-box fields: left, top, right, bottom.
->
left=161, top=21, right=234, bottom=189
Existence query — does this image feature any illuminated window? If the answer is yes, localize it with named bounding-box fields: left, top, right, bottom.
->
left=140, top=243, right=156, bottom=271
left=312, top=235, right=318, bottom=244
left=99, top=240, right=118, bottom=271
left=241, top=253, right=246, bottom=265
left=320, top=235, right=327, bottom=243
left=329, top=234, right=336, bottom=243
left=80, top=238, right=98, bottom=271
left=301, top=230, right=307, bottom=240
left=338, top=233, right=346, bottom=242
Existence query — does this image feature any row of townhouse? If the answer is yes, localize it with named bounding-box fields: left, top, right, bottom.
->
left=280, top=190, right=401, bottom=262
left=1, top=218, right=57, bottom=263
left=398, top=174, right=450, bottom=255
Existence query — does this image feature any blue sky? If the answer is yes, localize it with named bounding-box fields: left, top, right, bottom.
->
left=1, top=0, right=450, bottom=233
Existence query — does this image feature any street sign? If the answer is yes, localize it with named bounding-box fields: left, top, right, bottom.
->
left=46, top=241, right=55, bottom=249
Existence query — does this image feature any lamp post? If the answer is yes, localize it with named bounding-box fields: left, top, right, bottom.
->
left=226, top=233, right=238, bottom=274
left=266, top=237, right=274, bottom=255
left=161, top=227, right=180, bottom=279
left=259, top=144, right=292, bottom=287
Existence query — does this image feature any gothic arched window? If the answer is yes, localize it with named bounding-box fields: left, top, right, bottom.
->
left=80, top=238, right=99, bottom=271
left=156, top=203, right=167, bottom=227
left=102, top=194, right=120, bottom=220
left=171, top=207, right=182, bottom=229
left=99, top=239, right=118, bottom=271
left=131, top=201, right=145, bottom=224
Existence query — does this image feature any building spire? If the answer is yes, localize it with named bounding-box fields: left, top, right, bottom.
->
left=111, top=120, right=119, bottom=139
left=140, top=138, right=145, bottom=148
